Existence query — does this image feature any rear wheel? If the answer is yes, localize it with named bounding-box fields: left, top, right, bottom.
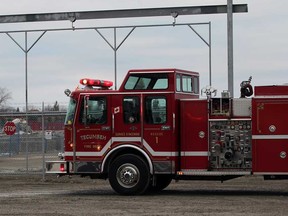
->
left=108, top=154, right=150, bottom=195
left=150, top=175, right=172, bottom=192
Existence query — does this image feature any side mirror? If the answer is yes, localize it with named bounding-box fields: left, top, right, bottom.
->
left=64, top=89, right=71, bottom=97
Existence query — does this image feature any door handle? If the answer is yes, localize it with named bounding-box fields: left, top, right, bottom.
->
left=161, top=125, right=171, bottom=130
left=173, top=113, right=175, bottom=133
left=112, top=113, right=115, bottom=133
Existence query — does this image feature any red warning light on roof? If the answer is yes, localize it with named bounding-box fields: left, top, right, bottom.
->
left=80, top=78, right=113, bottom=88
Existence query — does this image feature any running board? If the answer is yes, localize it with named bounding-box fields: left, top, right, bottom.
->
left=178, top=170, right=252, bottom=176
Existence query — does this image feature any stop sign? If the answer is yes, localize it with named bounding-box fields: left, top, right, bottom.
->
left=3, top=121, right=16, bottom=136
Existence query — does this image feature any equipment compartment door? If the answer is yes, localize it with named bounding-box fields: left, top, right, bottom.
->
left=253, top=139, right=288, bottom=172
left=180, top=100, right=209, bottom=170
left=252, top=99, right=288, bottom=173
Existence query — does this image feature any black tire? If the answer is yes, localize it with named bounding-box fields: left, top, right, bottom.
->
left=150, top=175, right=172, bottom=192
left=108, top=154, right=151, bottom=195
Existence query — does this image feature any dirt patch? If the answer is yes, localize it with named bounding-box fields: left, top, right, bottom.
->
left=0, top=175, right=287, bottom=215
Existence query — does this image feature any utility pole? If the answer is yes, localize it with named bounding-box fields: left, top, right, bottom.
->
left=227, top=0, right=234, bottom=97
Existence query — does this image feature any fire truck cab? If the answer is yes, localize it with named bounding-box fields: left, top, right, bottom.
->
left=46, top=68, right=288, bottom=195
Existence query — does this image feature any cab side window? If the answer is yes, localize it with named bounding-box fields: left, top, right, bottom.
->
left=123, top=97, right=140, bottom=124
left=145, top=96, right=167, bottom=124
left=193, top=76, right=199, bottom=94
left=182, top=75, right=193, bottom=92
left=79, top=97, right=107, bottom=124
left=176, top=74, right=181, bottom=92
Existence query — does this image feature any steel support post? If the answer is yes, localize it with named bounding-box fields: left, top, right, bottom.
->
left=42, top=102, right=45, bottom=179
left=209, top=22, right=212, bottom=87
left=6, top=31, right=46, bottom=172
left=25, top=32, right=28, bottom=172
left=227, top=0, right=234, bottom=97
left=114, top=28, right=117, bottom=90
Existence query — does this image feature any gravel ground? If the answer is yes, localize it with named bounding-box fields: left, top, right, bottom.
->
left=0, top=175, right=287, bottom=216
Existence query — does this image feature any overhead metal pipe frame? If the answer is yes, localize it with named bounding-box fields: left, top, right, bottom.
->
left=1, top=21, right=212, bottom=92
left=0, top=4, right=247, bottom=23
left=0, top=3, right=247, bottom=110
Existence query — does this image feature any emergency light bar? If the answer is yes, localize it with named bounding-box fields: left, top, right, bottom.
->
left=80, top=78, right=113, bottom=88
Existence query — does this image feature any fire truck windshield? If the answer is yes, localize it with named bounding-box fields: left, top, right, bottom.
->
left=65, top=98, right=76, bottom=125
left=124, top=73, right=168, bottom=90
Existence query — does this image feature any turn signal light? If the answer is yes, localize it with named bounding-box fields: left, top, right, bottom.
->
left=96, top=145, right=101, bottom=151
left=60, top=163, right=65, bottom=172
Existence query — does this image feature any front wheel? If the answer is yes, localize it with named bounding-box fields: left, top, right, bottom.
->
left=108, top=154, right=151, bottom=195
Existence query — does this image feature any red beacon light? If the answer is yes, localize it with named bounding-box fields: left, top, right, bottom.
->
left=80, top=78, right=113, bottom=89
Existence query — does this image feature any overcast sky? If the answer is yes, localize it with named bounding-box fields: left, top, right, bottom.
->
left=0, top=0, right=287, bottom=109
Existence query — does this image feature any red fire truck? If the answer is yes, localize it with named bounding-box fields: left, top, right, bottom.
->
left=46, top=68, right=288, bottom=195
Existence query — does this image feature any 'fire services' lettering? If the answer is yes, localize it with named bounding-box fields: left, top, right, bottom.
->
left=80, top=134, right=106, bottom=141
left=115, top=132, right=140, bottom=136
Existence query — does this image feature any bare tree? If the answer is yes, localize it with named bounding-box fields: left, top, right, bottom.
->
left=53, top=101, right=59, bottom=111
left=0, top=87, right=12, bottom=106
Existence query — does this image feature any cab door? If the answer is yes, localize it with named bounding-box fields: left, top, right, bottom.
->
left=142, top=94, right=174, bottom=173
left=112, top=94, right=142, bottom=144
left=75, top=95, right=112, bottom=160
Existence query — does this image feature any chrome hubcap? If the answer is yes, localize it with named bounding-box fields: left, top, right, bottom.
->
left=116, top=163, right=140, bottom=188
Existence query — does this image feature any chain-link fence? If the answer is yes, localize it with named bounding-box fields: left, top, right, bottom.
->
left=0, top=111, right=65, bottom=175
